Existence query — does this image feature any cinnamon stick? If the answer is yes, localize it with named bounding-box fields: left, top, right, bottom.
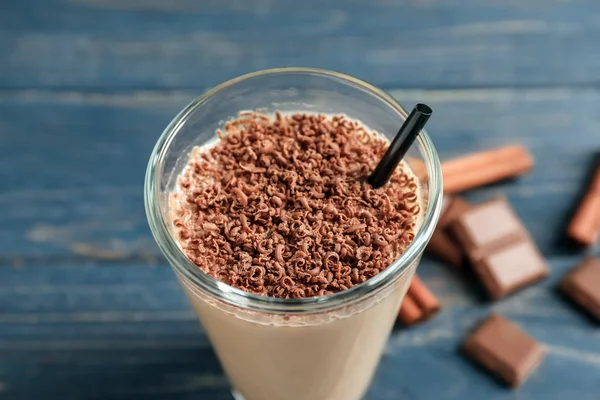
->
left=398, top=275, right=441, bottom=325
left=426, top=196, right=470, bottom=267
left=408, top=275, right=440, bottom=315
left=442, top=145, right=533, bottom=194
left=567, top=160, right=600, bottom=245
left=398, top=295, right=423, bottom=325
left=427, top=233, right=463, bottom=267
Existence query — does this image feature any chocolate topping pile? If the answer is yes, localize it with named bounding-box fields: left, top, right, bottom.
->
left=172, top=112, right=421, bottom=298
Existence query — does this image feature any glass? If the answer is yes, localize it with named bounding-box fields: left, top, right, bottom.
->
left=145, top=68, right=443, bottom=400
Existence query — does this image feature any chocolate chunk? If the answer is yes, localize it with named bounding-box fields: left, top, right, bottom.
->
left=426, top=197, right=470, bottom=267
left=560, top=258, right=600, bottom=321
left=473, top=241, right=549, bottom=300
left=450, top=198, right=548, bottom=299
left=462, top=313, right=545, bottom=387
left=451, top=198, right=527, bottom=258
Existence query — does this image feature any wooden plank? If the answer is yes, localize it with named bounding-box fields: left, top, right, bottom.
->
left=0, top=257, right=598, bottom=399
left=2, top=0, right=600, bottom=90
left=1, top=88, right=599, bottom=260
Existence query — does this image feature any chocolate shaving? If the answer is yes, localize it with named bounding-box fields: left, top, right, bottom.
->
left=171, top=112, right=421, bottom=298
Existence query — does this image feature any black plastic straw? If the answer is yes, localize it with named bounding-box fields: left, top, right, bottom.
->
left=367, top=103, right=433, bottom=189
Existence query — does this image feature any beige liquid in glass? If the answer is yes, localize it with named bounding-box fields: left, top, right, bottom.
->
left=171, top=114, right=425, bottom=400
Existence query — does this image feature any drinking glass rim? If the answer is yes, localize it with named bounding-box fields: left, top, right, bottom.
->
left=144, top=67, right=443, bottom=313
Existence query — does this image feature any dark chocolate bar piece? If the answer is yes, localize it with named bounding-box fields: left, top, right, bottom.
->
left=451, top=198, right=527, bottom=259
left=473, top=241, right=549, bottom=300
left=462, top=313, right=545, bottom=387
left=560, top=258, right=600, bottom=321
left=450, top=198, right=548, bottom=299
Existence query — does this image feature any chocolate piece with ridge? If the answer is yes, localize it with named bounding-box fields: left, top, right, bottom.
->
left=462, top=313, right=545, bottom=387
left=560, top=258, right=600, bottom=321
left=450, top=198, right=549, bottom=299
left=473, top=241, right=548, bottom=300
left=426, top=196, right=470, bottom=267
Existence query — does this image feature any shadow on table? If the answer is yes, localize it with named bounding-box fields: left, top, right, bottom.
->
left=3, top=345, right=233, bottom=400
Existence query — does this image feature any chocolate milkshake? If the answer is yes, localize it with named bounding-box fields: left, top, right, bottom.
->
left=145, top=68, right=442, bottom=400
left=169, top=112, right=425, bottom=400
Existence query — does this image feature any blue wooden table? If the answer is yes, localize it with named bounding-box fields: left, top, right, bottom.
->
left=1, top=1, right=599, bottom=399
